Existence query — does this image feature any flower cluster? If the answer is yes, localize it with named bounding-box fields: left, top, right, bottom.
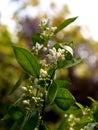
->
left=46, top=47, right=65, bottom=66
left=32, top=19, right=74, bottom=69
left=23, top=19, right=74, bottom=109
left=39, top=45, right=73, bottom=67
left=22, top=84, right=44, bottom=108
left=40, top=18, right=57, bottom=40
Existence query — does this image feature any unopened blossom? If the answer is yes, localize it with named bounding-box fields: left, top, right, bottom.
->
left=60, top=44, right=73, bottom=56
left=34, top=78, right=39, bottom=85
left=40, top=68, right=48, bottom=78
left=40, top=59, right=48, bottom=67
left=34, top=42, right=43, bottom=50
left=22, top=86, right=27, bottom=91
left=23, top=100, right=30, bottom=105
left=51, top=26, right=57, bottom=32
left=41, top=18, right=48, bottom=27
left=46, top=47, right=66, bottom=66
left=32, top=42, right=43, bottom=54
left=49, top=47, right=56, bottom=56
left=43, top=47, right=47, bottom=52
left=57, top=48, right=65, bottom=60
left=46, top=47, right=57, bottom=66
left=40, top=25, right=57, bottom=39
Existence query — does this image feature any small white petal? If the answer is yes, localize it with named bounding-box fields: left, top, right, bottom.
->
left=64, top=46, right=73, bottom=55
left=60, top=44, right=73, bottom=55
left=40, top=69, right=48, bottom=78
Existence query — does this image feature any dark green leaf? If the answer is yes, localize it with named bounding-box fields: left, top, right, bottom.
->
left=8, top=105, right=24, bottom=120
left=13, top=46, right=40, bottom=77
left=39, top=123, right=47, bottom=130
left=14, top=94, right=26, bottom=105
left=10, top=118, right=24, bottom=130
left=32, top=33, right=45, bottom=45
left=57, top=58, right=82, bottom=69
left=21, top=110, right=39, bottom=130
left=48, top=68, right=56, bottom=79
left=94, top=124, right=98, bottom=130
left=54, top=17, right=78, bottom=34
left=8, top=74, right=25, bottom=95
left=46, top=82, right=58, bottom=105
left=53, top=43, right=61, bottom=50
left=55, top=80, right=70, bottom=88
left=2, top=114, right=10, bottom=121
left=55, top=88, right=75, bottom=111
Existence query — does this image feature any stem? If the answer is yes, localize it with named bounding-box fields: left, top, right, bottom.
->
left=41, top=92, right=46, bottom=119
left=36, top=88, right=39, bottom=97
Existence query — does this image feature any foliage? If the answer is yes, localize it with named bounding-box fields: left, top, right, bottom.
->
left=3, top=17, right=98, bottom=130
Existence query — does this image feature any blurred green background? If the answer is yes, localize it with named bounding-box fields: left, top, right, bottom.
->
left=1, top=0, right=98, bottom=129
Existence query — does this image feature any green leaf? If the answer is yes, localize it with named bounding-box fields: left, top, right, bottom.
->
left=57, top=116, right=68, bottom=130
left=46, top=82, right=58, bottom=105
left=55, top=88, right=75, bottom=111
left=8, top=74, right=25, bottom=95
left=66, top=106, right=82, bottom=115
left=10, top=118, right=25, bottom=130
left=48, top=68, right=56, bottom=79
left=57, top=58, right=82, bottom=69
left=75, top=102, right=85, bottom=111
left=93, top=104, right=98, bottom=122
left=88, top=96, right=96, bottom=104
left=14, top=94, right=26, bottom=105
left=32, top=33, right=45, bottom=45
left=21, top=110, right=39, bottom=130
left=13, top=46, right=40, bottom=77
left=53, top=43, right=61, bottom=50
left=39, top=123, right=47, bottom=130
left=2, top=114, right=10, bottom=121
left=74, top=116, right=93, bottom=129
left=54, top=17, right=78, bottom=34
left=8, top=105, right=24, bottom=120
left=55, top=80, right=70, bottom=88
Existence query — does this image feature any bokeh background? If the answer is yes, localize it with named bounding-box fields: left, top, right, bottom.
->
left=1, top=0, right=98, bottom=129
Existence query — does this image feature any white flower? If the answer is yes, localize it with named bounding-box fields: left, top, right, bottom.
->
left=35, top=42, right=43, bottom=50
left=40, top=68, right=48, bottom=78
left=46, top=48, right=57, bottom=66
left=43, top=47, right=47, bottom=52
left=34, top=78, right=39, bottom=85
left=49, top=47, right=57, bottom=57
left=46, top=47, right=65, bottom=66
left=41, top=19, right=48, bottom=26
left=40, top=59, right=48, bottom=67
left=23, top=100, right=29, bottom=105
left=51, top=26, right=57, bottom=32
left=32, top=42, right=43, bottom=54
left=22, top=86, right=27, bottom=91
left=64, top=45, right=73, bottom=55
left=57, top=48, right=65, bottom=60
left=60, top=44, right=73, bottom=56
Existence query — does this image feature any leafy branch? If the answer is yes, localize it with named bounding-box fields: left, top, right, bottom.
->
left=3, top=17, right=98, bottom=130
